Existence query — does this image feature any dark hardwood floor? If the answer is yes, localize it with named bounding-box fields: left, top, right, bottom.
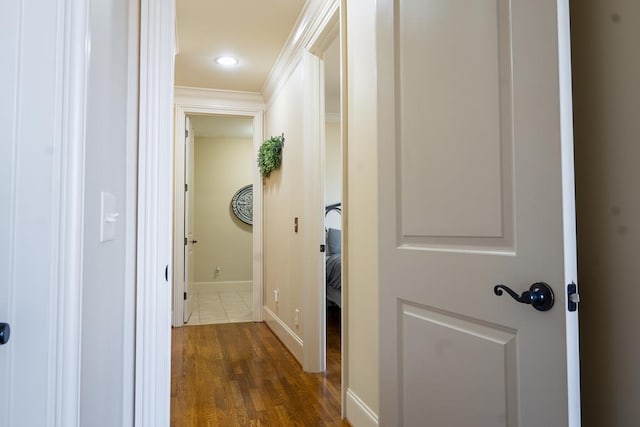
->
left=171, top=305, right=346, bottom=426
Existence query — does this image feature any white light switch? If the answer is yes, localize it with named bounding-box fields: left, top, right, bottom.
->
left=100, top=192, right=118, bottom=242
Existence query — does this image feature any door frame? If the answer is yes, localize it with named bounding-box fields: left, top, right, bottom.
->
left=136, top=0, right=344, bottom=425
left=300, top=1, right=342, bottom=375
left=135, top=1, right=175, bottom=426
left=172, top=87, right=265, bottom=327
left=179, top=114, right=194, bottom=325
left=302, top=7, right=347, bottom=410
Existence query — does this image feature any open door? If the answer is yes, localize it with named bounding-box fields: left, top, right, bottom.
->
left=183, top=116, right=195, bottom=324
left=377, top=1, right=580, bottom=426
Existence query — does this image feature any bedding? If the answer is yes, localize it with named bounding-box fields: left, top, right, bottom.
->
left=327, top=228, right=342, bottom=256
left=326, top=253, right=342, bottom=307
left=325, top=225, right=342, bottom=307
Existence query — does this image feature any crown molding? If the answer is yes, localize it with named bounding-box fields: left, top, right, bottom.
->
left=174, top=86, right=264, bottom=109
left=261, top=0, right=339, bottom=105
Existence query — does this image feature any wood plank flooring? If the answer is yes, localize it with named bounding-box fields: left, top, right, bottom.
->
left=171, top=306, right=346, bottom=426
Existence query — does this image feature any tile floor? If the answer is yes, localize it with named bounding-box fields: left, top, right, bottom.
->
left=186, top=283, right=253, bottom=326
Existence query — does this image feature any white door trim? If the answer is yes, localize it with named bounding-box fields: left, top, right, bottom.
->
left=301, top=49, right=326, bottom=372
left=298, top=0, right=342, bottom=378
left=556, top=0, right=581, bottom=422
left=173, top=87, right=265, bottom=327
left=55, top=0, right=91, bottom=425
left=338, top=0, right=348, bottom=415
left=122, top=0, right=141, bottom=423
left=135, top=0, right=175, bottom=426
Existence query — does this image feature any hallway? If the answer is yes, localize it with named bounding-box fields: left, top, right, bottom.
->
left=186, top=283, right=254, bottom=326
left=171, top=307, right=345, bottom=426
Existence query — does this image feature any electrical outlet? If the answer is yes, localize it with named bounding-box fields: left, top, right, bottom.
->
left=274, top=289, right=279, bottom=303
left=294, top=309, right=300, bottom=326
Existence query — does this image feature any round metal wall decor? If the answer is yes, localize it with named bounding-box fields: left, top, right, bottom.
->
left=231, top=184, right=253, bottom=225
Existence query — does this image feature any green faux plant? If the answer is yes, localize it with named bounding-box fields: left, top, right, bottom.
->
left=257, top=135, right=284, bottom=178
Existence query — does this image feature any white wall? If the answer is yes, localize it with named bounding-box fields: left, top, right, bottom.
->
left=263, top=61, right=306, bottom=356
left=194, top=137, right=253, bottom=283
left=325, top=121, right=342, bottom=210
left=325, top=27, right=341, bottom=216
left=259, top=0, right=380, bottom=420
left=81, top=0, right=137, bottom=425
left=571, top=1, right=640, bottom=425
left=325, top=120, right=342, bottom=230
left=344, top=1, right=380, bottom=424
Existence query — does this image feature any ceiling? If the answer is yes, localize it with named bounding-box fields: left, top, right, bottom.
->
left=189, top=115, right=253, bottom=139
left=177, top=0, right=341, bottom=138
left=175, top=0, right=306, bottom=92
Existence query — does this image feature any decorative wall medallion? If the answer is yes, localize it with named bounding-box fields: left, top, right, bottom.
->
left=231, top=184, right=253, bottom=225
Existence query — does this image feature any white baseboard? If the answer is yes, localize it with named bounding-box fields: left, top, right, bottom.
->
left=263, top=306, right=304, bottom=364
left=346, top=388, right=379, bottom=427
left=192, top=281, right=252, bottom=293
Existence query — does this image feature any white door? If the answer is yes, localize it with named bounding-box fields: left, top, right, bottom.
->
left=183, top=116, right=195, bottom=323
left=1, top=1, right=82, bottom=424
left=377, top=1, right=580, bottom=426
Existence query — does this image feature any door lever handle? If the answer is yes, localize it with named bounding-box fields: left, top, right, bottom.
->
left=0, top=322, right=10, bottom=345
left=494, top=282, right=554, bottom=312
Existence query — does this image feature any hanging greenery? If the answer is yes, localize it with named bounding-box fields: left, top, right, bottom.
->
left=257, top=134, right=284, bottom=178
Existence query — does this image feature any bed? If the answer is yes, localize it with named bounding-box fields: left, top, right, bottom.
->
left=325, top=203, right=342, bottom=307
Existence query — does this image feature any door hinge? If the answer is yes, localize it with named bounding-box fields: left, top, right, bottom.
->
left=320, top=244, right=325, bottom=253
left=185, top=183, right=188, bottom=192
left=184, top=237, right=188, bottom=246
left=164, top=265, right=168, bottom=282
left=184, top=292, right=187, bottom=300
left=185, top=129, right=188, bottom=138
left=568, top=283, right=579, bottom=312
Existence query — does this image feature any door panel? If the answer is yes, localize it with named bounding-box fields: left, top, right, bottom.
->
left=378, top=0, right=580, bottom=425
left=401, top=302, right=518, bottom=426
left=399, top=0, right=513, bottom=243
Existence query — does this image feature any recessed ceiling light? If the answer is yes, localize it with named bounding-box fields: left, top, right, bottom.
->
left=215, top=56, right=238, bottom=66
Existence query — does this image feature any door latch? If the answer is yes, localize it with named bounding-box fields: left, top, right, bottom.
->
left=567, top=283, right=579, bottom=312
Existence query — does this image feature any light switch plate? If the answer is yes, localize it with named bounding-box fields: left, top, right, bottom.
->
left=100, top=192, right=117, bottom=242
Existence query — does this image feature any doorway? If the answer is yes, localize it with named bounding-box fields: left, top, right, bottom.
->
left=322, top=31, right=344, bottom=406
left=172, top=95, right=265, bottom=328
left=137, top=0, right=344, bottom=423
left=180, top=114, right=255, bottom=325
